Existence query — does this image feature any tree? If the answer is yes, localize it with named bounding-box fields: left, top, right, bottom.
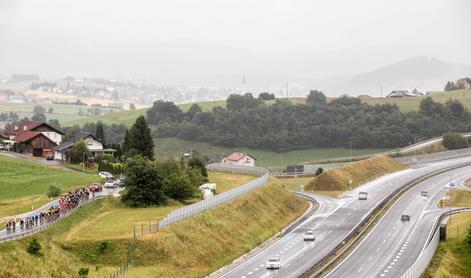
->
left=27, top=238, right=41, bottom=255
left=146, top=100, right=183, bottom=125
left=467, top=224, right=471, bottom=245
left=186, top=103, right=202, bottom=121
left=258, top=92, right=275, bottom=101
left=122, top=156, right=166, bottom=207
left=33, top=105, right=46, bottom=114
left=126, top=116, right=154, bottom=159
left=129, top=103, right=136, bottom=110
left=445, top=99, right=464, bottom=118
left=47, top=185, right=62, bottom=198
left=122, top=129, right=130, bottom=152
left=48, top=119, right=61, bottom=130
left=31, top=113, right=46, bottom=122
left=68, top=140, right=89, bottom=163
left=315, top=167, right=323, bottom=176
left=163, top=173, right=196, bottom=201
left=419, top=97, right=445, bottom=116
left=48, top=107, right=54, bottom=114
left=96, top=121, right=105, bottom=144
left=443, top=132, right=469, bottom=150
left=306, top=90, right=327, bottom=105
left=188, top=156, right=208, bottom=179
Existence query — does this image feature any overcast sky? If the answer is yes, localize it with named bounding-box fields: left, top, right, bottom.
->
left=0, top=0, right=470, bottom=86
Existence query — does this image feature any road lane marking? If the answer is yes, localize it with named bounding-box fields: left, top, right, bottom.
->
left=357, top=267, right=363, bottom=272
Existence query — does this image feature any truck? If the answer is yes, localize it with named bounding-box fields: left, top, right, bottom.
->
left=358, top=192, right=368, bottom=200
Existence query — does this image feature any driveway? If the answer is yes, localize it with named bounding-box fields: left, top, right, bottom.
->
left=0, top=150, right=71, bottom=170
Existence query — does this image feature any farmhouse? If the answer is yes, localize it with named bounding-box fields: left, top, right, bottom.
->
left=53, top=131, right=115, bottom=161
left=5, top=121, right=64, bottom=157
left=221, top=152, right=256, bottom=167
left=386, top=89, right=423, bottom=98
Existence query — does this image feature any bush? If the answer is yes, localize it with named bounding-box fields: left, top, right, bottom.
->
left=47, top=184, right=62, bottom=198
left=78, top=268, right=89, bottom=277
left=315, top=167, right=324, bottom=176
left=443, top=132, right=469, bottom=150
left=98, top=241, right=109, bottom=254
left=467, top=224, right=471, bottom=246
left=27, top=238, right=41, bottom=255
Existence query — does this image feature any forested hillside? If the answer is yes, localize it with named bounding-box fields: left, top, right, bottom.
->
left=146, top=91, right=471, bottom=152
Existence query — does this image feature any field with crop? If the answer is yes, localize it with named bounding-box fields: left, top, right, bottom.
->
left=0, top=102, right=121, bottom=123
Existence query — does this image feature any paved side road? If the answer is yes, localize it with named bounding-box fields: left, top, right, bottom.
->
left=326, top=165, right=471, bottom=278
left=215, top=156, right=471, bottom=278
left=0, top=187, right=123, bottom=242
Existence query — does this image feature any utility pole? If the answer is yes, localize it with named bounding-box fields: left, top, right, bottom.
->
left=349, top=142, right=352, bottom=162
left=286, top=83, right=289, bottom=99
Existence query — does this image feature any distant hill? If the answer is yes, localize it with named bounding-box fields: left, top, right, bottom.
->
left=337, top=57, right=471, bottom=96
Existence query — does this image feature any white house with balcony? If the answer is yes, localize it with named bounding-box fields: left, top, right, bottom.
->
left=221, top=152, right=256, bottom=167
left=53, top=132, right=115, bottom=161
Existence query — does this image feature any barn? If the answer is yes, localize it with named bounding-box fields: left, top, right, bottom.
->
left=12, top=131, right=57, bottom=157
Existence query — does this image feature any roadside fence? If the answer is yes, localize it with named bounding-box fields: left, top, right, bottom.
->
left=107, top=163, right=269, bottom=278
left=394, top=147, right=471, bottom=165
left=158, top=163, right=269, bottom=230
left=400, top=208, right=471, bottom=278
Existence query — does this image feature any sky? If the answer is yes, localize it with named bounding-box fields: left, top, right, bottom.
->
left=0, top=0, right=470, bottom=87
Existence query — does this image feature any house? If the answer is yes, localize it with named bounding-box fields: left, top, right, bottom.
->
left=6, top=121, right=63, bottom=145
left=221, top=152, right=256, bottom=167
left=386, top=89, right=423, bottom=98
left=53, top=132, right=115, bottom=161
left=5, top=121, right=64, bottom=157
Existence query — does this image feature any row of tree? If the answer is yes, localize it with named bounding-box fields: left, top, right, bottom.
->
left=145, top=91, right=471, bottom=152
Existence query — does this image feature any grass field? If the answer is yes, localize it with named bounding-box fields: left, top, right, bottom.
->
left=448, top=189, right=471, bottom=207
left=277, top=176, right=344, bottom=198
left=305, top=156, right=407, bottom=191
left=0, top=176, right=307, bottom=278
left=154, top=137, right=390, bottom=170
left=0, top=102, right=122, bottom=123
left=207, top=171, right=256, bottom=193
left=422, top=211, right=471, bottom=278
left=0, top=155, right=100, bottom=219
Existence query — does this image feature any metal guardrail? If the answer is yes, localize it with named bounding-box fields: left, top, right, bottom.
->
left=400, top=208, right=471, bottom=278
left=0, top=195, right=106, bottom=243
left=158, top=163, right=269, bottom=230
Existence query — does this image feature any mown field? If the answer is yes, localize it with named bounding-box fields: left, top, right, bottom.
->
left=154, top=137, right=390, bottom=170
left=0, top=176, right=307, bottom=278
left=0, top=155, right=100, bottom=219
left=0, top=102, right=121, bottom=123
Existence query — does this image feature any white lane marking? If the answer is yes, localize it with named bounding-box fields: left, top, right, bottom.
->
left=357, top=267, right=363, bottom=272
left=247, top=272, right=253, bottom=275
left=376, top=247, right=380, bottom=252
left=368, top=256, right=373, bottom=262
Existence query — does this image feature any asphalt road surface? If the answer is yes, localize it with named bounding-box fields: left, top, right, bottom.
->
left=217, top=156, right=471, bottom=278
left=326, top=165, right=471, bottom=278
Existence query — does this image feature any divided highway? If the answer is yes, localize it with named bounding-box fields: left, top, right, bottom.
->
left=216, top=156, right=471, bottom=278
left=326, top=164, right=471, bottom=278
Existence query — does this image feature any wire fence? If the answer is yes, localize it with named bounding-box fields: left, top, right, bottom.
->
left=107, top=163, right=269, bottom=278
left=159, top=163, right=268, bottom=229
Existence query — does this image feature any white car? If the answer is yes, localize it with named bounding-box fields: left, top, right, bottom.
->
left=104, top=181, right=117, bottom=188
left=266, top=258, right=281, bottom=269
left=304, top=231, right=316, bottom=241
left=99, top=172, right=113, bottom=179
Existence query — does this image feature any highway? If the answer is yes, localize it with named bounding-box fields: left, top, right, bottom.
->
left=216, top=157, right=471, bottom=278
left=326, top=165, right=471, bottom=278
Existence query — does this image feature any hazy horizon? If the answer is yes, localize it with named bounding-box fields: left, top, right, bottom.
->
left=1, top=0, right=470, bottom=92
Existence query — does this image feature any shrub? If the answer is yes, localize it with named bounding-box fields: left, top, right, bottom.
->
left=315, top=167, right=324, bottom=176
left=47, top=184, right=62, bottom=198
left=78, top=268, right=89, bottom=277
left=27, top=238, right=41, bottom=255
left=98, top=241, right=109, bottom=254
left=467, top=224, right=471, bottom=246
left=443, top=132, right=469, bottom=150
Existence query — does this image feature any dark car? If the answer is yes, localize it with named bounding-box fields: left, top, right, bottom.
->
left=401, top=215, right=410, bottom=221
left=46, top=155, right=54, bottom=161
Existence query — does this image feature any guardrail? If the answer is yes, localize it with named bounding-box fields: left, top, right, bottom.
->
left=400, top=208, right=471, bottom=278
left=158, top=163, right=269, bottom=230
left=0, top=195, right=106, bottom=243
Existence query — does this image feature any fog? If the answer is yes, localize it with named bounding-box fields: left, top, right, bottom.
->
left=1, top=0, right=470, bottom=92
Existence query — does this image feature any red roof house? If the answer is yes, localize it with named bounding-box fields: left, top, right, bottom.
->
left=221, top=152, right=256, bottom=167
